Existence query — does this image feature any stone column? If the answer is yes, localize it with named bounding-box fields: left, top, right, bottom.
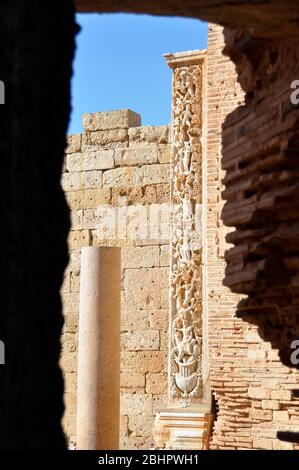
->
left=153, top=50, right=213, bottom=450
left=76, top=247, right=121, bottom=450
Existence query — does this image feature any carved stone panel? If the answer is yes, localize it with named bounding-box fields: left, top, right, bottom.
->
left=165, top=51, right=205, bottom=402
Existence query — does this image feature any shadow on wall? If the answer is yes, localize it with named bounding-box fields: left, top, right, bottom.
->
left=221, top=28, right=299, bottom=371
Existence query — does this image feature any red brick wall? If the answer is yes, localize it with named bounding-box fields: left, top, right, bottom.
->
left=207, top=24, right=299, bottom=450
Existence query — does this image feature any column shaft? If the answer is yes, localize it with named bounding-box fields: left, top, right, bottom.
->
left=76, top=246, right=121, bottom=450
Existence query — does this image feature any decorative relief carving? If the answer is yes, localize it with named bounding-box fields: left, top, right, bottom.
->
left=167, top=56, right=203, bottom=400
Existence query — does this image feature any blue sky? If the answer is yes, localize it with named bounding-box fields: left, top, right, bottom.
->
left=68, top=13, right=207, bottom=134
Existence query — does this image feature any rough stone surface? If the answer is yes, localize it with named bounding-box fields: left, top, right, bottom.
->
left=75, top=0, right=299, bottom=37
left=82, top=109, right=141, bottom=132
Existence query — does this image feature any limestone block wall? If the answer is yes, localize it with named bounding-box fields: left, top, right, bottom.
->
left=207, top=24, right=299, bottom=450
left=60, top=110, right=171, bottom=449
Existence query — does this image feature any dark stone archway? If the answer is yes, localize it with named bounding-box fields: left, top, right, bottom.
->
left=0, top=0, right=76, bottom=449
left=1, top=0, right=299, bottom=449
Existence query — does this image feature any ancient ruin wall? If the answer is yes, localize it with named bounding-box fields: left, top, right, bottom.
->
left=60, top=110, right=171, bottom=449
left=207, top=24, right=299, bottom=450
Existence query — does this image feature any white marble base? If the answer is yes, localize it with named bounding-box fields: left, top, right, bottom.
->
left=153, top=403, right=213, bottom=450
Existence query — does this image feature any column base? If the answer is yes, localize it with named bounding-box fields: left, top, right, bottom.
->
left=153, top=403, right=214, bottom=450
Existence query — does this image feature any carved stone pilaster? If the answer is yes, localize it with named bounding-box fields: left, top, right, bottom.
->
left=165, top=50, right=206, bottom=403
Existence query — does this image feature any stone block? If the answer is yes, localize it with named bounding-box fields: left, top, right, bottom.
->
left=61, top=332, right=77, bottom=353
left=82, top=129, right=128, bottom=149
left=70, top=271, right=80, bottom=293
left=155, top=183, right=170, bottom=204
left=83, top=206, right=118, bottom=238
left=111, top=186, right=156, bottom=205
left=128, top=416, right=155, bottom=437
left=61, top=172, right=81, bottom=192
left=81, top=170, right=103, bottom=189
left=122, top=246, right=159, bottom=269
left=244, top=330, right=260, bottom=342
left=129, top=125, right=169, bottom=144
left=66, top=188, right=111, bottom=210
left=123, top=268, right=168, bottom=309
left=64, top=372, right=77, bottom=392
left=82, top=110, right=141, bottom=131
left=63, top=311, right=78, bottom=333
left=160, top=331, right=169, bottom=351
left=131, top=164, right=170, bottom=186
left=103, top=167, right=132, bottom=188
left=273, top=411, right=289, bottom=422
left=121, top=351, right=168, bottom=373
left=158, top=144, right=172, bottom=163
left=160, top=245, right=169, bottom=266
left=121, top=309, right=149, bottom=332
left=68, top=230, right=90, bottom=250
left=70, top=210, right=83, bottom=230
left=249, top=409, right=272, bottom=420
left=161, top=288, right=169, bottom=309
left=66, top=149, right=114, bottom=172
left=114, top=144, right=159, bottom=166
left=60, top=353, right=77, bottom=374
left=65, top=134, right=81, bottom=154
left=120, top=393, right=153, bottom=416
left=64, top=393, right=77, bottom=415
left=271, top=390, right=292, bottom=400
left=248, top=387, right=270, bottom=400
left=120, top=415, right=129, bottom=437
left=62, top=414, right=76, bottom=438
left=247, top=350, right=266, bottom=361
left=252, top=438, right=273, bottom=450
left=149, top=309, right=168, bottom=330
left=146, top=373, right=168, bottom=394
left=63, top=293, right=79, bottom=314
left=122, top=330, right=160, bottom=351
left=261, top=400, right=280, bottom=410
left=61, top=171, right=103, bottom=191
left=261, top=379, right=279, bottom=390
left=120, top=372, right=145, bottom=389
left=273, top=440, right=293, bottom=450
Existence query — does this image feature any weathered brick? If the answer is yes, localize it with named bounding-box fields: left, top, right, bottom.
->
left=271, top=390, right=292, bottom=400
left=261, top=400, right=280, bottom=410
left=273, top=411, right=289, bottom=422
left=248, top=387, right=270, bottom=400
